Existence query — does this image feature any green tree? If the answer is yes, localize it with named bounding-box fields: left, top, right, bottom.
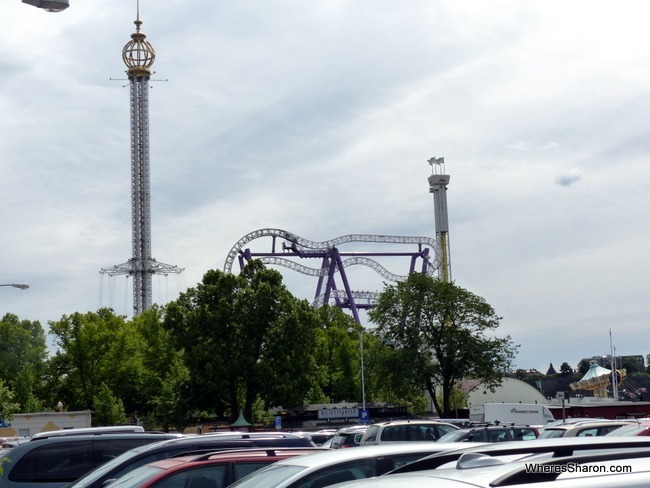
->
left=131, top=307, right=191, bottom=430
left=368, top=273, right=518, bottom=417
left=48, top=308, right=143, bottom=414
left=0, top=314, right=47, bottom=411
left=0, top=379, right=20, bottom=422
left=559, top=362, right=574, bottom=376
left=164, top=261, right=321, bottom=422
left=310, top=305, right=361, bottom=404
left=92, top=383, right=127, bottom=426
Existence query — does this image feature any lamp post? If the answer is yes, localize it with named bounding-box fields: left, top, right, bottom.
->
left=0, top=283, right=30, bottom=290
left=348, top=327, right=366, bottom=411
left=22, top=0, right=69, bottom=12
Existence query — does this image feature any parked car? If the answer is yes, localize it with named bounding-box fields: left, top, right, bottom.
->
left=227, top=442, right=483, bottom=488
left=605, top=421, right=650, bottom=437
left=314, top=447, right=650, bottom=488
left=329, top=426, right=367, bottom=448
left=106, top=448, right=321, bottom=488
left=387, top=436, right=650, bottom=474
left=436, top=424, right=539, bottom=443
left=359, top=420, right=459, bottom=445
left=0, top=430, right=181, bottom=488
left=307, top=429, right=338, bottom=446
left=68, top=431, right=316, bottom=488
left=537, top=420, right=632, bottom=438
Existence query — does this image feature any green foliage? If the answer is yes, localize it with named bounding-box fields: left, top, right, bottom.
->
left=368, top=273, right=518, bottom=417
left=312, top=306, right=361, bottom=403
left=0, top=314, right=47, bottom=411
left=164, top=261, right=321, bottom=422
left=0, top=379, right=20, bottom=421
left=92, top=383, right=127, bottom=426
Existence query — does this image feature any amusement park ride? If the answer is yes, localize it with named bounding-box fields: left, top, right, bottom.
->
left=570, top=360, right=626, bottom=400
left=223, top=158, right=452, bottom=326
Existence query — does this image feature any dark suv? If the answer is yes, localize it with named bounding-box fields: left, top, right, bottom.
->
left=68, top=431, right=316, bottom=488
left=437, top=424, right=539, bottom=443
left=0, top=430, right=180, bottom=488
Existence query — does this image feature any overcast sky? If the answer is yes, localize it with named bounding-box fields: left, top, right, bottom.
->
left=1, top=1, right=649, bottom=374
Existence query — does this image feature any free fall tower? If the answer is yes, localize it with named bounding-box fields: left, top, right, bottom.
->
left=101, top=4, right=183, bottom=316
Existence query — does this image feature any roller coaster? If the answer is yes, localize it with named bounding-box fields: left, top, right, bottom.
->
left=224, top=228, right=441, bottom=325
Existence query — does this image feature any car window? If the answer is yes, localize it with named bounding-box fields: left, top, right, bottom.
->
left=576, top=427, right=599, bottom=437
left=329, top=434, right=348, bottom=448
left=389, top=453, right=434, bottom=471
left=380, top=426, right=405, bottom=441
left=362, top=425, right=379, bottom=443
left=93, top=437, right=163, bottom=465
left=600, top=425, right=626, bottom=435
left=466, top=431, right=485, bottom=442
left=233, top=461, right=277, bottom=481
left=435, top=424, right=457, bottom=438
left=512, top=428, right=537, bottom=440
left=290, top=459, right=376, bottom=488
left=9, top=440, right=95, bottom=483
left=538, top=429, right=565, bottom=439
left=228, top=464, right=304, bottom=488
left=488, top=430, right=509, bottom=442
left=154, top=465, right=227, bottom=488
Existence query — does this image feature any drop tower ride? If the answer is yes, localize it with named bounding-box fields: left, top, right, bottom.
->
left=101, top=3, right=182, bottom=315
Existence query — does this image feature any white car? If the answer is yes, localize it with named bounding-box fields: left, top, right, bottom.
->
left=227, top=442, right=484, bottom=488
left=387, top=436, right=650, bottom=473
left=325, top=448, right=650, bottom=488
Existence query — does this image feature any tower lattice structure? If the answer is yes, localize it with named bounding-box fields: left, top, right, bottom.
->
left=101, top=5, right=182, bottom=316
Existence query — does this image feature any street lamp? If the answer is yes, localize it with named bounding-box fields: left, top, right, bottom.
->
left=0, top=283, right=30, bottom=290
left=22, top=0, right=69, bottom=12
left=348, top=327, right=366, bottom=411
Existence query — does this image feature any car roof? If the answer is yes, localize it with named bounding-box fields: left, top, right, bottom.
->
left=132, top=431, right=309, bottom=451
left=369, top=420, right=459, bottom=427
left=29, top=425, right=145, bottom=440
left=323, top=449, right=650, bottom=488
left=267, top=442, right=487, bottom=469
left=10, top=432, right=175, bottom=448
left=152, top=447, right=323, bottom=470
left=389, top=436, right=650, bottom=474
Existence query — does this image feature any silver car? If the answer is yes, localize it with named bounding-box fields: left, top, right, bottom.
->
left=227, top=442, right=484, bottom=488
left=324, top=446, right=650, bottom=488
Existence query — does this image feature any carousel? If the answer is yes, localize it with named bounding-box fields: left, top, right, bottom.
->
left=569, top=360, right=625, bottom=399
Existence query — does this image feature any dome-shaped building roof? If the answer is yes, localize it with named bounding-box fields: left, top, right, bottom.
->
left=462, top=377, right=549, bottom=405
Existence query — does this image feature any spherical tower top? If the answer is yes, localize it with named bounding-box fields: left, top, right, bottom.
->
left=122, top=13, right=155, bottom=77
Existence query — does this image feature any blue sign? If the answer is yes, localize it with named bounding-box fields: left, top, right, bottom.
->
left=360, top=409, right=369, bottom=424
left=274, top=415, right=282, bottom=430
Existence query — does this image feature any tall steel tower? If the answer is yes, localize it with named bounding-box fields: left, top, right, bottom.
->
left=427, top=157, right=451, bottom=282
left=101, top=3, right=182, bottom=316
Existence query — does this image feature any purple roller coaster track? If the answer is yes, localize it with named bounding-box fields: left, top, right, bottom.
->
left=224, top=228, right=441, bottom=325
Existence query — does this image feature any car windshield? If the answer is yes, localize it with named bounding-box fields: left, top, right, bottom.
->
left=228, top=464, right=305, bottom=488
left=68, top=445, right=153, bottom=487
left=436, top=430, right=468, bottom=443
left=537, top=429, right=566, bottom=439
left=105, top=465, right=164, bottom=488
left=604, top=424, right=645, bottom=436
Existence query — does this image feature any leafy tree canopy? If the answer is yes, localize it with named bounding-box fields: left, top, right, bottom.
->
left=368, top=273, right=518, bottom=417
left=164, top=261, right=321, bottom=422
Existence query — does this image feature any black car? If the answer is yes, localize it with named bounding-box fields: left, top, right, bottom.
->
left=69, top=431, right=315, bottom=488
left=0, top=429, right=180, bottom=488
left=436, top=424, right=539, bottom=443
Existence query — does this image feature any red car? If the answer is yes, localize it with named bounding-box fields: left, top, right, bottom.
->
left=107, top=448, right=320, bottom=488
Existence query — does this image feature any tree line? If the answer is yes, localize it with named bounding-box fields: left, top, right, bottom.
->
left=0, top=261, right=517, bottom=430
